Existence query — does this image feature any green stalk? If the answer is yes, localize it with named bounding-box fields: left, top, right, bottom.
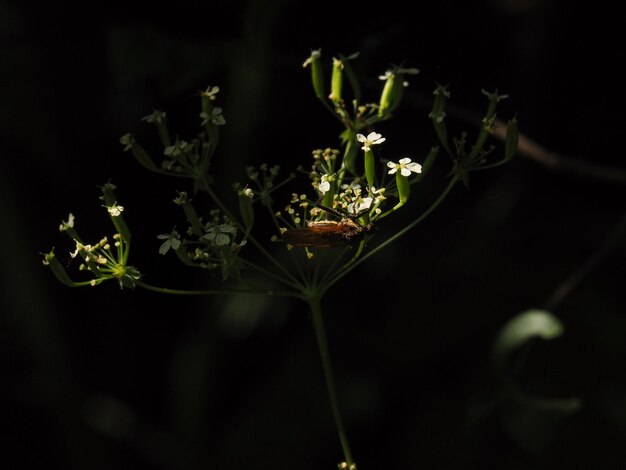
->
left=136, top=280, right=302, bottom=299
left=324, top=174, right=459, bottom=291
left=307, top=294, right=355, bottom=468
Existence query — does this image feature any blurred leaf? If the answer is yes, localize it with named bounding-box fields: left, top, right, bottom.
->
left=492, top=309, right=562, bottom=373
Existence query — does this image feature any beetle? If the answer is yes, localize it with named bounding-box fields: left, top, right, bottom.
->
left=281, top=204, right=374, bottom=248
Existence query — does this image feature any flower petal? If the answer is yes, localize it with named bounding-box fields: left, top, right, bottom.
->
left=388, top=167, right=397, bottom=175
left=406, top=162, right=422, bottom=173
left=386, top=161, right=396, bottom=169
left=399, top=157, right=412, bottom=164
left=372, top=137, right=386, bottom=145
left=367, top=132, right=382, bottom=141
left=356, top=134, right=367, bottom=142
left=400, top=167, right=412, bottom=177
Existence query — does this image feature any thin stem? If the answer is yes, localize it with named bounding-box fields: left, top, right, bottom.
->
left=136, top=280, right=303, bottom=299
left=307, top=294, right=355, bottom=467
left=543, top=211, right=626, bottom=311
left=200, top=179, right=304, bottom=289
left=324, top=174, right=459, bottom=292
left=239, top=257, right=302, bottom=291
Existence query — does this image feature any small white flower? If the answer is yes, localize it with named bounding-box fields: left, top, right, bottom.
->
left=106, top=203, right=124, bottom=217
left=204, top=85, right=220, bottom=100
left=378, top=70, right=393, bottom=81
left=243, top=188, right=254, bottom=198
left=356, top=132, right=386, bottom=152
left=387, top=158, right=422, bottom=177
left=59, top=213, right=75, bottom=232
left=318, top=174, right=333, bottom=195
left=347, top=196, right=373, bottom=215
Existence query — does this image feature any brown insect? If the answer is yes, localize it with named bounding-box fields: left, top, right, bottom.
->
left=281, top=205, right=374, bottom=248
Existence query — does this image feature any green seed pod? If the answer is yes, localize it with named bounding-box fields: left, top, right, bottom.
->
left=303, top=49, right=324, bottom=100
left=329, top=57, right=343, bottom=103
left=44, top=251, right=76, bottom=287
left=396, top=173, right=410, bottom=203
left=120, top=134, right=158, bottom=171
left=378, top=72, right=396, bottom=117
left=364, top=149, right=376, bottom=187
left=340, top=52, right=361, bottom=103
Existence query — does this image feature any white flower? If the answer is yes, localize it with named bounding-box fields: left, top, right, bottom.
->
left=204, top=85, right=220, bottom=100
left=59, top=213, right=75, bottom=232
left=356, top=132, right=386, bottom=152
left=378, top=70, right=393, bottom=81
left=106, top=203, right=124, bottom=217
left=369, top=186, right=386, bottom=204
left=347, top=196, right=373, bottom=215
left=318, top=174, right=333, bottom=195
left=243, top=188, right=254, bottom=198
left=387, top=158, right=422, bottom=177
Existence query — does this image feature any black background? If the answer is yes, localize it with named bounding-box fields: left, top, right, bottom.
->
left=2, top=0, right=626, bottom=469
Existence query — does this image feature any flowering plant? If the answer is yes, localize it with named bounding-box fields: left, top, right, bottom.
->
left=42, top=50, right=517, bottom=469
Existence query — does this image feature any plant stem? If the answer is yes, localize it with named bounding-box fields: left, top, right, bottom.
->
left=136, top=280, right=302, bottom=299
left=307, top=294, right=355, bottom=467
left=324, top=173, right=460, bottom=291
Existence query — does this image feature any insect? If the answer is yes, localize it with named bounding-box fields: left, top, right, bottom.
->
left=281, top=205, right=374, bottom=248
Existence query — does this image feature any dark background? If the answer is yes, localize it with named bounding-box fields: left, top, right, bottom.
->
left=2, top=0, right=625, bottom=469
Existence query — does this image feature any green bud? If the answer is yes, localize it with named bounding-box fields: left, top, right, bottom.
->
left=303, top=49, right=324, bottom=100
left=364, top=149, right=376, bottom=187
left=396, top=172, right=410, bottom=203
left=329, top=57, right=343, bottom=103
